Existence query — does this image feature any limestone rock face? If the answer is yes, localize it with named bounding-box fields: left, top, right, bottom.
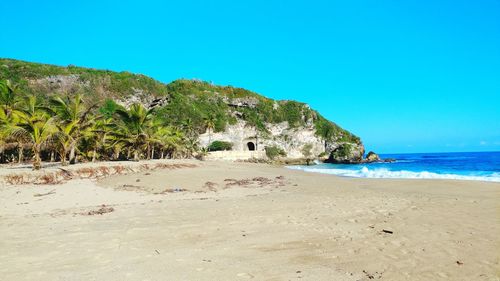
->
left=327, top=143, right=365, bottom=164
left=199, top=120, right=360, bottom=159
left=365, top=151, right=381, bottom=163
left=223, top=97, right=259, bottom=108
left=30, top=74, right=88, bottom=95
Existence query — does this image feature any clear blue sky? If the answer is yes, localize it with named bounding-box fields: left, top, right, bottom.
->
left=1, top=0, right=499, bottom=153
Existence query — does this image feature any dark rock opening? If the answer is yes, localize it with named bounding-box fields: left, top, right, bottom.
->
left=247, top=142, right=255, bottom=151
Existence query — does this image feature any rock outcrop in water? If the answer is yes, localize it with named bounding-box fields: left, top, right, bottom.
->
left=326, top=143, right=365, bottom=164
left=365, top=151, right=381, bottom=163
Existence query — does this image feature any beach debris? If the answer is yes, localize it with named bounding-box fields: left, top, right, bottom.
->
left=253, top=176, right=273, bottom=185
left=33, top=189, right=56, bottom=197
left=58, top=168, right=74, bottom=178
left=98, top=166, right=110, bottom=176
left=136, top=179, right=141, bottom=182
left=155, top=249, right=160, bottom=255
left=36, top=173, right=64, bottom=184
left=112, top=165, right=126, bottom=174
left=4, top=174, right=28, bottom=185
left=363, top=270, right=375, bottom=279
left=224, top=176, right=287, bottom=189
left=362, top=270, right=383, bottom=279
left=155, top=187, right=187, bottom=194
left=122, top=184, right=141, bottom=188
left=203, top=181, right=218, bottom=191
left=382, top=229, right=394, bottom=234
left=82, top=204, right=114, bottom=216
left=456, top=260, right=463, bottom=265
left=75, top=167, right=99, bottom=178
left=2, top=163, right=197, bottom=186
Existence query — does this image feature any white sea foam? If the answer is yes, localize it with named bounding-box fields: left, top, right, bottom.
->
left=287, top=166, right=500, bottom=182
left=391, top=160, right=415, bottom=163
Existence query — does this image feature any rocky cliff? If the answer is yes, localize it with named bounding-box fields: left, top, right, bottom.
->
left=0, top=58, right=364, bottom=162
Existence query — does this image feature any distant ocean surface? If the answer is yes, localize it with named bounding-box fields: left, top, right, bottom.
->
left=287, top=151, right=500, bottom=182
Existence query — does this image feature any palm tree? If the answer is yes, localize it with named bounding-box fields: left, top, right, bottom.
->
left=153, top=126, right=170, bottom=159
left=49, top=94, right=95, bottom=164
left=0, top=80, right=26, bottom=163
left=203, top=114, right=216, bottom=147
left=54, top=132, right=71, bottom=165
left=112, top=103, right=155, bottom=161
left=183, top=135, right=199, bottom=158
left=1, top=96, right=59, bottom=170
left=0, top=80, right=23, bottom=118
left=181, top=118, right=196, bottom=139
left=80, top=117, right=113, bottom=162
left=144, top=118, right=168, bottom=160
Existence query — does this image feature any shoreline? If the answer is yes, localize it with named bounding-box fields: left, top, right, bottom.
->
left=287, top=157, right=500, bottom=183
left=1, top=158, right=499, bottom=184
left=0, top=160, right=499, bottom=280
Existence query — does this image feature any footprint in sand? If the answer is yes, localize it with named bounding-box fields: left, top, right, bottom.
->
left=237, top=272, right=254, bottom=279
left=437, top=272, right=448, bottom=278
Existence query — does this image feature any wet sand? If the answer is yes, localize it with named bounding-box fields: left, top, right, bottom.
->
left=0, top=160, right=499, bottom=280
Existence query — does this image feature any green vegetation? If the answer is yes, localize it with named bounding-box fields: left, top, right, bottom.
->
left=265, top=145, right=287, bottom=160
left=207, top=141, right=233, bottom=152
left=332, top=143, right=352, bottom=159
left=0, top=58, right=362, bottom=168
left=0, top=58, right=167, bottom=100
left=318, top=151, right=328, bottom=158
left=0, top=79, right=190, bottom=169
left=0, top=58, right=360, bottom=144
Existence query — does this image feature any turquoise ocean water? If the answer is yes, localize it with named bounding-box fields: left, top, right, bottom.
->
left=287, top=151, right=500, bottom=182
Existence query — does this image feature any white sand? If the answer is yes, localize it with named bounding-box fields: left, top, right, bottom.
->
left=0, top=160, right=498, bottom=280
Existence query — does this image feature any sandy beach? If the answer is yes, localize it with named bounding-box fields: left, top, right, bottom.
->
left=0, top=160, right=498, bottom=280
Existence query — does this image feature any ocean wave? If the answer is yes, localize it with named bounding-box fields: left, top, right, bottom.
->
left=390, top=160, right=415, bottom=163
left=287, top=166, right=500, bottom=182
left=417, top=156, right=474, bottom=160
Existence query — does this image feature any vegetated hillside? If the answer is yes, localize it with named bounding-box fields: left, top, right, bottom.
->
left=0, top=58, right=361, bottom=146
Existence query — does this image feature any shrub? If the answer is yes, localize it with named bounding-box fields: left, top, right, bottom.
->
left=208, top=141, right=233, bottom=151
left=301, top=143, right=314, bottom=165
left=333, top=144, right=352, bottom=158
left=318, top=151, right=328, bottom=158
left=265, top=145, right=287, bottom=160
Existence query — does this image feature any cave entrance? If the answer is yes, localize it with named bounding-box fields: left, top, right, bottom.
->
left=247, top=142, right=256, bottom=151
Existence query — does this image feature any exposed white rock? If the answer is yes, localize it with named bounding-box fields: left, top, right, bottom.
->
left=199, top=120, right=326, bottom=159
left=30, top=74, right=88, bottom=95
